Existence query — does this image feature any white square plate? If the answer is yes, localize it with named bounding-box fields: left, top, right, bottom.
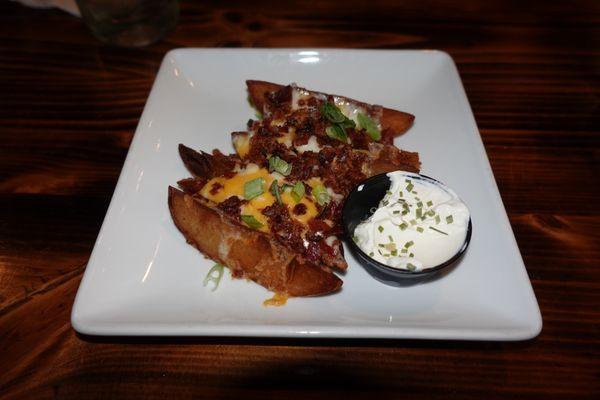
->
left=72, top=49, right=542, bottom=340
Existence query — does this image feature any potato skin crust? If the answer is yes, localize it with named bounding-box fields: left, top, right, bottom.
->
left=246, top=80, right=415, bottom=136
left=168, top=186, right=343, bottom=297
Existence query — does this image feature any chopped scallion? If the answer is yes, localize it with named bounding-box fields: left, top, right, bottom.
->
left=357, top=113, right=381, bottom=141
left=291, top=181, right=305, bottom=203
left=312, top=184, right=330, bottom=206
left=446, top=215, right=454, bottom=224
left=244, top=178, right=265, bottom=200
left=268, top=155, right=292, bottom=176
left=319, top=101, right=346, bottom=123
left=241, top=214, right=264, bottom=229
left=203, top=263, right=225, bottom=292
left=326, top=124, right=348, bottom=143
left=270, top=179, right=282, bottom=204
left=429, top=226, right=448, bottom=235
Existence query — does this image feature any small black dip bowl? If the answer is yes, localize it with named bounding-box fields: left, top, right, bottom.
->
left=342, top=171, right=472, bottom=286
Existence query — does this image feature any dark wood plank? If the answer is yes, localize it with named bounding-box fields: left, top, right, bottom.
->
left=0, top=0, right=599, bottom=399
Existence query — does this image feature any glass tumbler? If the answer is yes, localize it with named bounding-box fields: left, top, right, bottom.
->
left=76, top=0, right=179, bottom=47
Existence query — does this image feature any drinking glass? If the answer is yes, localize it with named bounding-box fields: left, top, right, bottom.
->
left=76, top=0, right=179, bottom=47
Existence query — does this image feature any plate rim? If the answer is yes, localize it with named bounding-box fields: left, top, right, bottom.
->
left=71, top=48, right=542, bottom=341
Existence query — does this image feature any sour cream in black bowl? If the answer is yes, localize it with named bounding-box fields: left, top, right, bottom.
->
left=342, top=171, right=472, bottom=285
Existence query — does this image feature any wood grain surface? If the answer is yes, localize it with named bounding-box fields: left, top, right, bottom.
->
left=1, top=0, right=599, bottom=398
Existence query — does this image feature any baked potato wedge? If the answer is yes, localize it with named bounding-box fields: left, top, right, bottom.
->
left=169, top=186, right=343, bottom=296
left=246, top=80, right=415, bottom=137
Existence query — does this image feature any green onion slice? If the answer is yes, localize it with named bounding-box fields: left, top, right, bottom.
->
left=203, top=263, right=225, bottom=291
left=268, top=155, right=292, bottom=176
left=244, top=178, right=265, bottom=200
left=319, top=101, right=346, bottom=123
left=446, top=215, right=454, bottom=224
left=241, top=214, right=264, bottom=229
left=326, top=124, right=348, bottom=143
left=291, top=181, right=305, bottom=203
left=312, top=184, right=330, bottom=205
left=357, top=113, right=381, bottom=141
left=429, top=226, right=448, bottom=235
left=270, top=179, right=282, bottom=204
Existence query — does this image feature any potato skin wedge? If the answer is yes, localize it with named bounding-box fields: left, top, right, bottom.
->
left=168, top=186, right=342, bottom=297
left=246, top=80, right=415, bottom=136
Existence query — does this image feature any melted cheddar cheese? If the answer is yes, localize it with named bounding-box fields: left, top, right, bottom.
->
left=232, top=133, right=251, bottom=158
left=199, top=165, right=319, bottom=231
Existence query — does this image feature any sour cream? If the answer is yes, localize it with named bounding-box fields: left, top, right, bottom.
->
left=353, top=172, right=470, bottom=271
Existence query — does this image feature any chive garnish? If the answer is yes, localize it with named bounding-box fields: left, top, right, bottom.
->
left=427, top=210, right=435, bottom=217
left=406, top=182, right=414, bottom=192
left=369, top=252, right=374, bottom=257
left=326, top=124, right=348, bottom=143
left=429, top=226, right=448, bottom=235
left=406, top=263, right=417, bottom=271
left=416, top=208, right=422, bottom=219
left=409, top=253, right=414, bottom=258
left=435, top=215, right=441, bottom=224
left=393, top=210, right=400, bottom=214
left=268, top=155, right=292, bottom=176
left=291, top=181, right=305, bottom=203
left=399, top=223, right=408, bottom=231
left=417, top=201, right=423, bottom=208
left=401, top=248, right=407, bottom=254
left=319, top=101, right=346, bottom=123
left=427, top=200, right=433, bottom=207
left=391, top=249, right=398, bottom=256
left=388, top=235, right=393, bottom=242
left=203, top=263, right=225, bottom=292
left=312, top=184, right=330, bottom=206
left=357, top=113, right=381, bottom=141
left=244, top=178, right=265, bottom=200
left=378, top=225, right=384, bottom=233
left=410, top=219, right=417, bottom=225
left=270, top=179, right=282, bottom=204
left=446, top=215, right=454, bottom=224
left=241, top=214, right=264, bottom=229
left=416, top=227, right=424, bottom=233
left=404, top=241, right=414, bottom=248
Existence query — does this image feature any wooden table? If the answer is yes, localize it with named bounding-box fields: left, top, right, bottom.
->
left=1, top=1, right=598, bottom=398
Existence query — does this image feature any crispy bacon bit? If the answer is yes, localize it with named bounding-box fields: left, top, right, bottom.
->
left=266, top=85, right=292, bottom=110
left=292, top=203, right=307, bottom=216
left=177, top=177, right=207, bottom=194
left=209, top=182, right=224, bottom=195
left=262, top=203, right=305, bottom=253
left=217, top=196, right=244, bottom=220
left=308, top=219, right=331, bottom=234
